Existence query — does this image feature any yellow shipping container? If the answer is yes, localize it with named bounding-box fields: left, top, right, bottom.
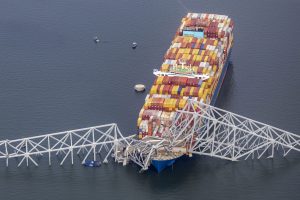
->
left=179, top=99, right=187, bottom=109
left=192, top=66, right=198, bottom=73
left=200, top=50, right=205, bottom=57
left=198, top=87, right=204, bottom=98
left=172, top=85, right=179, bottom=95
left=167, top=99, right=176, bottom=109
left=156, top=76, right=164, bottom=85
left=165, top=99, right=172, bottom=109
left=139, top=109, right=144, bottom=118
left=137, top=117, right=142, bottom=127
left=184, top=48, right=190, bottom=54
left=203, top=89, right=208, bottom=100
left=159, top=85, right=164, bottom=94
left=182, top=54, right=189, bottom=60
left=192, top=49, right=199, bottom=55
left=199, top=55, right=204, bottom=62
left=213, top=65, right=218, bottom=72
left=212, top=53, right=217, bottom=61
left=138, top=133, right=143, bottom=139
left=204, top=56, right=209, bottom=62
left=143, top=104, right=149, bottom=109
left=178, top=48, right=185, bottom=54
left=198, top=55, right=203, bottom=62
left=168, top=99, right=174, bottom=107
left=207, top=88, right=213, bottom=95
left=189, top=87, right=195, bottom=96
left=213, top=40, right=218, bottom=46
left=161, top=64, right=169, bottom=72
left=163, top=99, right=170, bottom=108
left=208, top=77, right=214, bottom=85
left=173, top=99, right=177, bottom=107
left=150, top=85, right=158, bottom=94
left=180, top=88, right=185, bottom=96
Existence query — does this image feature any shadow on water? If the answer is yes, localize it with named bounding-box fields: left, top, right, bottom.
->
left=215, top=61, right=236, bottom=110
left=116, top=151, right=300, bottom=193
left=119, top=155, right=235, bottom=191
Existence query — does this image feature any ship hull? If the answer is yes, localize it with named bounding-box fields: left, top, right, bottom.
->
left=151, top=156, right=181, bottom=173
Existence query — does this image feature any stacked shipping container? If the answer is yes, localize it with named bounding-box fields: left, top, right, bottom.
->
left=137, top=13, right=234, bottom=139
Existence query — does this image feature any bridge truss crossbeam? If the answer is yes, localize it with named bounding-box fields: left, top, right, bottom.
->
left=0, top=123, right=132, bottom=167
left=171, top=100, right=300, bottom=161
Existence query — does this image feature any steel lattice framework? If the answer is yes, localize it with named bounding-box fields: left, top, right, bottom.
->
left=0, top=123, right=132, bottom=167
left=170, top=100, right=300, bottom=161
left=0, top=101, right=299, bottom=171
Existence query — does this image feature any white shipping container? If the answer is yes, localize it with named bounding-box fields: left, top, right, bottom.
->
left=172, top=43, right=181, bottom=48
left=191, top=13, right=198, bottom=19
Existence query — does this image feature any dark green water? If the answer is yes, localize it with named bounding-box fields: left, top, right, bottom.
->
left=0, top=0, right=299, bottom=199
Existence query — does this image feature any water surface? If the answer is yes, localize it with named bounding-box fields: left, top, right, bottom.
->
left=0, top=0, right=299, bottom=199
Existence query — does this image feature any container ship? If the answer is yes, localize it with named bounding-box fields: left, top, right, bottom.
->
left=137, top=13, right=234, bottom=172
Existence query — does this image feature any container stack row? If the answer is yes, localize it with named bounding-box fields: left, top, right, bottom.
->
left=137, top=13, right=234, bottom=139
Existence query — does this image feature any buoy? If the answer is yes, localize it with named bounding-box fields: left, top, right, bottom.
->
left=134, top=84, right=145, bottom=92
left=132, top=42, right=138, bottom=49
left=94, top=36, right=100, bottom=43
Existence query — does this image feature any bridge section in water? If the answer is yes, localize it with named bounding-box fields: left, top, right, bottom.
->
left=0, top=101, right=299, bottom=171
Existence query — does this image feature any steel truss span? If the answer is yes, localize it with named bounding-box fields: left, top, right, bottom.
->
left=171, top=100, right=300, bottom=161
left=0, top=101, right=299, bottom=170
left=0, top=123, right=133, bottom=167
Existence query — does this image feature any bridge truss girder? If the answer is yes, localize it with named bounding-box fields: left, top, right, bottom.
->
left=0, top=123, right=131, bottom=167
left=170, top=100, right=300, bottom=161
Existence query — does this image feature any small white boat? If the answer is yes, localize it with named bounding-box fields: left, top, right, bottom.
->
left=94, top=36, right=100, bottom=43
left=132, top=42, right=138, bottom=49
left=134, top=84, right=145, bottom=92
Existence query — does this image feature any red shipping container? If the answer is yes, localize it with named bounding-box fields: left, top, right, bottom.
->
left=194, top=43, right=201, bottom=49
left=163, top=76, right=171, bottom=84
left=184, top=87, right=190, bottom=96
left=194, top=61, right=200, bottom=67
left=191, top=37, right=197, bottom=43
left=193, top=87, right=200, bottom=97
left=179, top=77, right=188, bottom=86
left=163, top=85, right=171, bottom=94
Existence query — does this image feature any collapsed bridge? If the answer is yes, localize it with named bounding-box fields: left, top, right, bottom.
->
left=0, top=100, right=299, bottom=171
